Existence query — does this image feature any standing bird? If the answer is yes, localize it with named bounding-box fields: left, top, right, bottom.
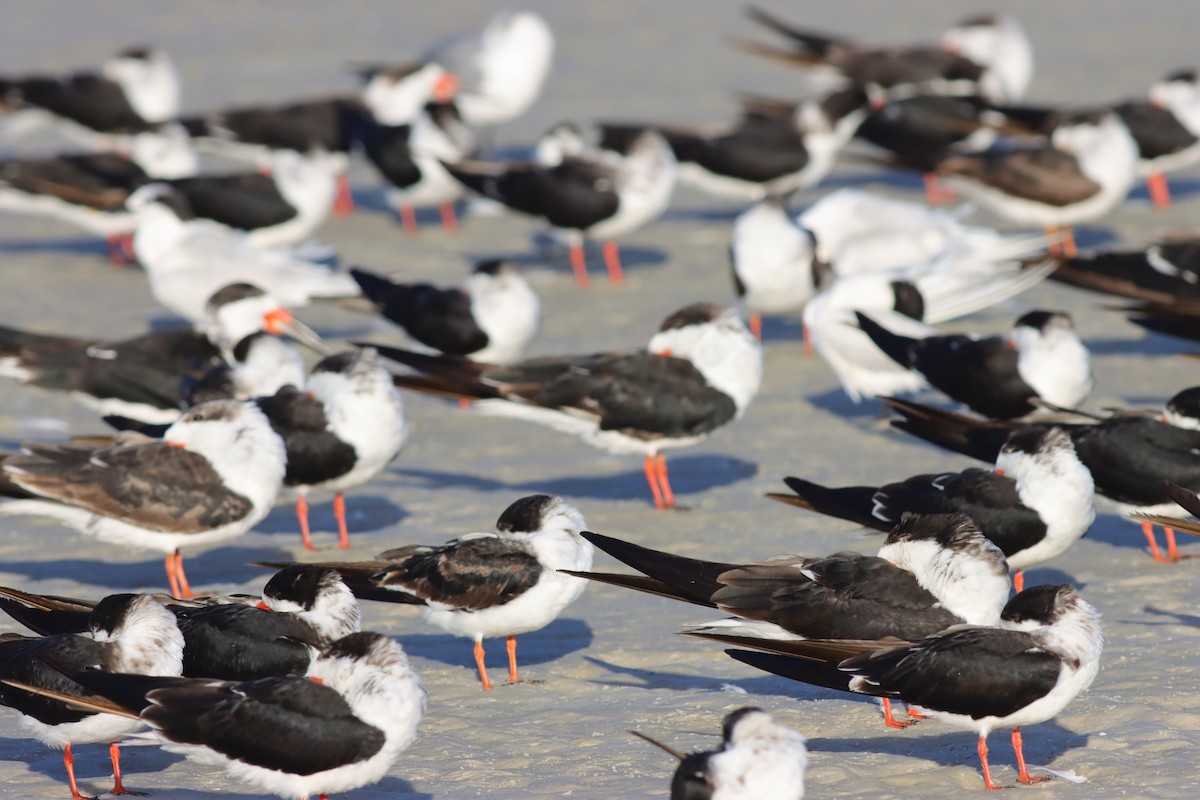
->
left=11, top=632, right=426, bottom=800
left=771, top=427, right=1096, bottom=591
left=446, top=129, right=676, bottom=287
left=376, top=303, right=762, bottom=509
left=635, top=707, right=807, bottom=800
left=0, top=399, right=287, bottom=597
left=257, top=349, right=408, bottom=550
left=260, top=495, right=594, bottom=692
left=0, top=47, right=182, bottom=144
left=856, top=309, right=1094, bottom=419
left=0, top=593, right=184, bottom=800
left=936, top=110, right=1138, bottom=256
left=719, top=584, right=1103, bottom=791
left=352, top=261, right=540, bottom=364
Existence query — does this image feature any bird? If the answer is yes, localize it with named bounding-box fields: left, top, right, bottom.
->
left=0, top=565, right=360, bottom=683
left=728, top=196, right=825, bottom=341
left=0, top=47, right=182, bottom=145
left=356, top=101, right=474, bottom=234
left=0, top=592, right=185, bottom=800
left=256, top=348, right=408, bottom=550
left=0, top=399, right=287, bottom=598
left=9, top=631, right=426, bottom=800
left=126, top=184, right=360, bottom=321
left=351, top=261, right=540, bottom=364
left=769, top=426, right=1096, bottom=591
left=1135, top=68, right=1200, bottom=207
left=0, top=124, right=196, bottom=263
left=855, top=309, right=1094, bottom=419
left=1049, top=235, right=1200, bottom=304
left=260, top=494, right=594, bottom=692
left=374, top=302, right=761, bottom=509
left=634, top=707, right=808, bottom=800
left=802, top=258, right=1054, bottom=403
left=935, top=110, right=1139, bottom=256
left=885, top=387, right=1200, bottom=562
left=716, top=584, right=1103, bottom=792
left=600, top=86, right=869, bottom=202
left=569, top=513, right=1012, bottom=727
left=423, top=9, right=554, bottom=130
left=0, top=282, right=324, bottom=424
left=446, top=128, right=676, bottom=287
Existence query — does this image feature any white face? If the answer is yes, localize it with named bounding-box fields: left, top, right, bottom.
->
left=126, top=124, right=197, bottom=179
left=203, top=290, right=280, bottom=348
left=362, top=63, right=447, bottom=126
left=648, top=309, right=762, bottom=413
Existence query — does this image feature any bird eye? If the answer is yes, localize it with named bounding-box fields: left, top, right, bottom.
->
left=191, top=412, right=204, bottom=421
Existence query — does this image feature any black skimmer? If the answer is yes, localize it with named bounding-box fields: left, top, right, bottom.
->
left=1049, top=235, right=1200, bottom=304
left=0, top=282, right=322, bottom=424
left=376, top=303, right=762, bottom=509
left=570, top=513, right=1011, bottom=727
left=717, top=584, right=1103, bottom=791
left=261, top=495, right=594, bottom=692
left=739, top=10, right=1033, bottom=104
left=258, top=349, right=408, bottom=550
left=12, top=631, right=426, bottom=800
left=446, top=128, right=676, bottom=287
left=0, top=47, right=181, bottom=144
left=886, top=388, right=1200, bottom=562
left=634, top=707, right=808, bottom=800
left=803, top=258, right=1053, bottom=403
left=600, top=86, right=868, bottom=202
left=423, top=9, right=554, bottom=129
left=936, top=110, right=1139, bottom=257
left=770, top=426, right=1096, bottom=591
left=0, top=124, right=196, bottom=263
left=856, top=309, right=1094, bottom=419
left=1134, top=69, right=1200, bottom=207
left=352, top=261, right=540, bottom=364
left=0, top=399, right=287, bottom=597
left=357, top=101, right=474, bottom=234
left=728, top=196, right=826, bottom=341
left=126, top=184, right=360, bottom=322
left=0, top=593, right=184, bottom=800
left=0, top=565, right=361, bottom=682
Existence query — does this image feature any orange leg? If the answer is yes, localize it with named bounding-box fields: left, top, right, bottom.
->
left=297, top=495, right=315, bottom=551
left=1012, top=728, right=1050, bottom=785
left=106, top=235, right=128, bottom=267
left=1045, top=224, right=1061, bottom=256
left=643, top=454, right=666, bottom=510
left=802, top=321, right=814, bottom=356
left=109, top=742, right=145, bottom=796
left=164, top=552, right=181, bottom=598
left=923, top=173, right=956, bottom=205
left=978, top=735, right=1006, bottom=790
left=655, top=454, right=676, bottom=510
left=1142, top=521, right=1172, bottom=563
left=882, top=698, right=915, bottom=729
left=1148, top=172, right=1171, bottom=209
left=173, top=551, right=193, bottom=599
left=1060, top=227, right=1077, bottom=258
left=569, top=242, right=590, bottom=288
left=1012, top=570, right=1025, bottom=594
left=906, top=706, right=928, bottom=720
left=602, top=240, right=624, bottom=284
left=749, top=312, right=763, bottom=342
left=473, top=638, right=493, bottom=691
left=439, top=203, right=459, bottom=233
left=398, top=204, right=418, bottom=235
left=506, top=635, right=520, bottom=683
left=333, top=174, right=355, bottom=215
left=1165, top=527, right=1182, bottom=561
left=333, top=492, right=350, bottom=549
left=63, top=743, right=93, bottom=800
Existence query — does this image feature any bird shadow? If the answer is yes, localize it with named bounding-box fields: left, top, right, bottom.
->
left=254, top=494, right=409, bottom=536
left=1131, top=176, right=1200, bottom=204
left=805, top=386, right=890, bottom=420
left=1015, top=566, right=1083, bottom=590
left=806, top=720, right=1088, bottom=771
left=0, top=543, right=300, bottom=595
left=1071, top=225, right=1119, bottom=252
left=0, top=235, right=113, bottom=260
left=389, top=453, right=759, bottom=504
left=1080, top=334, right=1189, bottom=357
left=0, top=736, right=186, bottom=789
left=759, top=316, right=805, bottom=344
left=582, top=653, right=817, bottom=697
left=1140, top=605, right=1200, bottom=627
left=399, top=617, right=593, bottom=670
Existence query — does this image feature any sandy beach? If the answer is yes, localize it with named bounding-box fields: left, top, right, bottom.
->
left=2, top=2, right=1200, bottom=798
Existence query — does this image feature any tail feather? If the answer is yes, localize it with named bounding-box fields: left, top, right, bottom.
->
left=561, top=570, right=701, bottom=605
left=854, top=312, right=918, bottom=369
left=742, top=6, right=841, bottom=54
left=579, top=531, right=740, bottom=607
left=883, top=397, right=1007, bottom=462
left=348, top=267, right=400, bottom=310
left=723, top=649, right=857, bottom=693
left=1164, top=481, right=1200, bottom=518
left=0, top=586, right=93, bottom=636
left=251, top=560, right=424, bottom=605
left=772, top=477, right=890, bottom=531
